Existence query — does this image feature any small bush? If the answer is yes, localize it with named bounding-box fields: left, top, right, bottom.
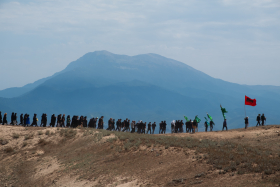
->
left=60, top=129, right=77, bottom=138
left=238, top=170, right=245, bottom=175
left=12, top=133, right=20, bottom=139
left=38, top=139, right=48, bottom=146
left=4, top=146, right=14, bottom=153
left=24, top=133, right=34, bottom=140
left=0, top=138, right=9, bottom=145
left=264, top=169, right=273, bottom=175
left=45, top=130, right=50, bottom=135
left=38, top=131, right=43, bottom=135
left=22, top=142, right=28, bottom=147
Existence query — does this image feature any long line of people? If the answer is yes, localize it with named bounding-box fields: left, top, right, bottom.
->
left=0, top=111, right=267, bottom=133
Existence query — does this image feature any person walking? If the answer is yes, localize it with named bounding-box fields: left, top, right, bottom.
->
left=261, top=114, right=266, bottom=126
left=152, top=122, right=156, bottom=134
left=2, top=113, right=7, bottom=125
left=222, top=119, right=227, bottom=131
left=256, top=114, right=261, bottom=127
left=244, top=116, right=249, bottom=129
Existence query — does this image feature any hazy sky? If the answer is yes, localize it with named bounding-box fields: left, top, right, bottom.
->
left=0, top=0, right=280, bottom=90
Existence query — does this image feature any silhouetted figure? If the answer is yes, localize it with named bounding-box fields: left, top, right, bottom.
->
left=20, top=114, right=23, bottom=126
left=0, top=111, right=2, bottom=124
left=31, top=114, right=38, bottom=127
left=66, top=115, right=71, bottom=127
left=222, top=119, right=227, bottom=131
left=10, top=112, right=14, bottom=125
left=244, top=116, right=249, bottom=129
left=256, top=114, right=261, bottom=127
left=210, top=120, right=215, bottom=131
left=147, top=122, right=152, bottom=134
left=261, top=114, right=266, bottom=126
left=83, top=116, right=87, bottom=128
left=3, top=113, right=7, bottom=125
left=151, top=122, right=156, bottom=134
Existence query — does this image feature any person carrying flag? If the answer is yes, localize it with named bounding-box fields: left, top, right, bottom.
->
left=207, top=113, right=215, bottom=131
left=204, top=117, right=209, bottom=132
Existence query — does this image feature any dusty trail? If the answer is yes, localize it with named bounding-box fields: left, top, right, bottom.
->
left=1, top=125, right=280, bottom=187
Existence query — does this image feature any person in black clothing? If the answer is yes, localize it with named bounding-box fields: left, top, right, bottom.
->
left=57, top=114, right=62, bottom=127
left=61, top=114, right=65, bottom=127
left=83, top=116, right=87, bottom=128
left=50, top=114, right=56, bottom=127
left=71, top=116, right=75, bottom=128
left=204, top=121, right=208, bottom=132
left=0, top=111, right=2, bottom=124
left=256, top=114, right=261, bottom=127
left=10, top=112, right=14, bottom=125
left=116, top=119, right=121, bottom=131
left=147, top=122, right=152, bottom=134
left=41, top=114, right=47, bottom=127
left=162, top=121, right=167, bottom=134
left=142, top=122, right=146, bottom=134
left=20, top=114, right=23, bottom=126
left=31, top=114, right=38, bottom=126
left=222, top=119, right=227, bottom=131
left=261, top=114, right=266, bottom=126
left=137, top=121, right=143, bottom=133
left=98, top=116, right=104, bottom=129
left=210, top=120, right=215, bottom=131
left=107, top=118, right=113, bottom=130
left=180, top=120, right=184, bottom=133
left=152, top=122, right=156, bottom=134
left=14, top=113, right=17, bottom=125
left=79, top=116, right=83, bottom=127
left=175, top=120, right=178, bottom=133
left=185, top=121, right=189, bottom=133
left=66, top=115, right=71, bottom=127
left=3, top=113, right=7, bottom=125
left=244, top=116, right=249, bottom=129
left=159, top=121, right=163, bottom=134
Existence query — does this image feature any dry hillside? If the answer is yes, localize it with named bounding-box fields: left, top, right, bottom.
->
left=1, top=125, right=280, bottom=187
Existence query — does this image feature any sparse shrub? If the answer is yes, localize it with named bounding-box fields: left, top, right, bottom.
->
left=45, top=130, right=50, bottom=135
left=38, top=131, right=43, bottom=135
left=264, top=169, right=273, bottom=175
left=4, top=146, right=14, bottom=153
left=238, top=170, right=245, bottom=175
left=24, top=133, right=34, bottom=140
left=60, top=129, right=77, bottom=138
left=106, top=137, right=117, bottom=143
left=22, top=142, right=28, bottom=147
left=38, top=139, right=48, bottom=146
left=0, top=138, right=8, bottom=145
left=12, top=133, right=20, bottom=139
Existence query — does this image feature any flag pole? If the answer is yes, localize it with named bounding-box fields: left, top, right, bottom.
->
left=244, top=103, right=246, bottom=117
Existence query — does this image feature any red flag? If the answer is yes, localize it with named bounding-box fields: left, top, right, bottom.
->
left=245, top=95, right=257, bottom=106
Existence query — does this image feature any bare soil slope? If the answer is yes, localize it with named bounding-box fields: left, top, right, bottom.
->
left=1, top=125, right=280, bottom=187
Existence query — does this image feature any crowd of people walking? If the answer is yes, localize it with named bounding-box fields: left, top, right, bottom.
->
left=0, top=111, right=266, bottom=134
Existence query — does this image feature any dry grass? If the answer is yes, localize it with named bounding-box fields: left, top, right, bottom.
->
left=12, top=133, right=20, bottom=139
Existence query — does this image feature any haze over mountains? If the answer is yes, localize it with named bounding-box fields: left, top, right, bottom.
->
left=0, top=51, right=279, bottom=130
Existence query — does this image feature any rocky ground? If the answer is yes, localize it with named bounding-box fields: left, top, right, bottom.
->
left=1, top=125, right=280, bottom=187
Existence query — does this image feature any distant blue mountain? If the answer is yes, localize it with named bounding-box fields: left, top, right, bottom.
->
left=0, top=51, right=279, bottom=131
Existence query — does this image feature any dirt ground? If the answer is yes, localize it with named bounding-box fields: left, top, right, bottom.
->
left=1, top=125, right=280, bottom=187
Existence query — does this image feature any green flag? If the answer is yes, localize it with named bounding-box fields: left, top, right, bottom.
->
left=184, top=116, right=188, bottom=121
left=207, top=113, right=213, bottom=121
left=195, top=116, right=201, bottom=123
left=220, top=105, right=228, bottom=119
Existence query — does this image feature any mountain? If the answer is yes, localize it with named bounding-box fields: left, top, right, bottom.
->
left=0, top=50, right=279, bottom=131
